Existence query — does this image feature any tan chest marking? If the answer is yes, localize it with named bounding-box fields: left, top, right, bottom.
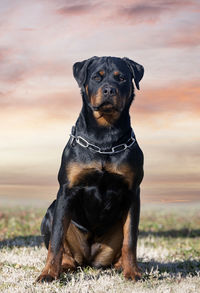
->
left=105, top=163, right=134, bottom=189
left=67, top=162, right=101, bottom=188
left=67, top=162, right=134, bottom=189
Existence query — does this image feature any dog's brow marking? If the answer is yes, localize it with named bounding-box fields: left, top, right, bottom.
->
left=114, top=71, right=120, bottom=76
left=99, top=70, right=105, bottom=76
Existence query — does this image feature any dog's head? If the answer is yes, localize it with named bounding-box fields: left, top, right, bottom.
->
left=73, top=56, right=144, bottom=125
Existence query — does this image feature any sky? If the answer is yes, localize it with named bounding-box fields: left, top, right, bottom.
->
left=0, top=0, right=200, bottom=204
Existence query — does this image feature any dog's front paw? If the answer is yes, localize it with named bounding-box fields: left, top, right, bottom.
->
left=123, top=265, right=142, bottom=281
left=36, top=272, right=57, bottom=283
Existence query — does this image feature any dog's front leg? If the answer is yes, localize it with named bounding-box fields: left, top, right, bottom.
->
left=37, top=184, right=72, bottom=282
left=121, top=187, right=141, bottom=281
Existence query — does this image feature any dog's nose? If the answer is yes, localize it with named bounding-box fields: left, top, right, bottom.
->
left=103, top=86, right=116, bottom=97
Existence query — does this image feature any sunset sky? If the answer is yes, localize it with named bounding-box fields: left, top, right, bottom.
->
left=1, top=0, right=200, bottom=204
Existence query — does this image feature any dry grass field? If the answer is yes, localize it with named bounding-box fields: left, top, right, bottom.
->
left=0, top=203, right=200, bottom=293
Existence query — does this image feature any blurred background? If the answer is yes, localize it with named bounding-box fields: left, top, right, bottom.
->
left=0, top=0, right=200, bottom=207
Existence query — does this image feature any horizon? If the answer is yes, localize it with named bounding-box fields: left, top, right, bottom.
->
left=0, top=0, right=200, bottom=204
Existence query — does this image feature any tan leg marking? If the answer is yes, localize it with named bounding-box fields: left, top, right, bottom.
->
left=37, top=216, right=71, bottom=282
left=121, top=213, right=141, bottom=281
left=64, top=221, right=91, bottom=266
left=37, top=241, right=63, bottom=282
left=91, top=221, right=123, bottom=267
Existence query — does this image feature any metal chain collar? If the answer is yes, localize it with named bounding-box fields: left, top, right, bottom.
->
left=69, top=127, right=136, bottom=155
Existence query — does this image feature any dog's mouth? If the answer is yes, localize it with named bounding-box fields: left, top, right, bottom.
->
left=93, top=102, right=118, bottom=114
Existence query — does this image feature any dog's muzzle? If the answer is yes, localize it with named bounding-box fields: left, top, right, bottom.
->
left=93, top=101, right=118, bottom=113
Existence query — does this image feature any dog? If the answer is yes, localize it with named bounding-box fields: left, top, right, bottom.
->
left=37, top=56, right=144, bottom=282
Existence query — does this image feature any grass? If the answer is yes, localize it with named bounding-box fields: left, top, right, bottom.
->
left=0, top=204, right=200, bottom=292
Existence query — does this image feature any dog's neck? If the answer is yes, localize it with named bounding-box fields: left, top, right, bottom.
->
left=75, top=100, right=133, bottom=148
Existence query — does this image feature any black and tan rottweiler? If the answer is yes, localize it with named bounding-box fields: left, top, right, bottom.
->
left=37, top=56, right=144, bottom=282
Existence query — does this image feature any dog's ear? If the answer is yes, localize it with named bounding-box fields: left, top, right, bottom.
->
left=73, top=56, right=97, bottom=88
left=123, top=58, right=144, bottom=90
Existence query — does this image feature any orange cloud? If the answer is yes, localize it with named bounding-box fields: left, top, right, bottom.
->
left=1, top=80, right=199, bottom=125
left=167, top=25, right=200, bottom=47
left=0, top=59, right=72, bottom=84
left=134, top=81, right=200, bottom=115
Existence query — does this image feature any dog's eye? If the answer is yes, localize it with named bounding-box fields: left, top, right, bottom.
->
left=119, top=75, right=126, bottom=82
left=93, top=75, right=101, bottom=82
left=114, top=74, right=126, bottom=83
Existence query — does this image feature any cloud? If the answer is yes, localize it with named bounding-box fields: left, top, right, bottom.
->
left=0, top=59, right=73, bottom=85
left=0, top=47, right=15, bottom=61
left=0, top=80, right=199, bottom=125
left=167, top=25, right=200, bottom=47
left=20, top=27, right=36, bottom=31
left=118, top=0, right=197, bottom=24
left=134, top=81, right=200, bottom=115
left=57, top=1, right=99, bottom=16
left=0, top=89, right=81, bottom=125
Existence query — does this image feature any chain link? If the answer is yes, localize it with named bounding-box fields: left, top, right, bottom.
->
left=70, top=131, right=136, bottom=155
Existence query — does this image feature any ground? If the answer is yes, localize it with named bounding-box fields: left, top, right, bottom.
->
left=0, top=203, right=199, bottom=293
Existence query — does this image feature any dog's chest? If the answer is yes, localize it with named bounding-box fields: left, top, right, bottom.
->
left=67, top=161, right=134, bottom=190
left=66, top=161, right=133, bottom=233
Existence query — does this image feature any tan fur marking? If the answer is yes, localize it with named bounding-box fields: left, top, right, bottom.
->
left=114, top=71, right=120, bottom=76
left=90, top=86, right=124, bottom=126
left=61, top=253, right=76, bottom=272
left=105, top=163, right=134, bottom=189
left=91, top=87, right=103, bottom=107
left=92, top=221, right=123, bottom=267
left=93, top=111, right=120, bottom=126
left=64, top=221, right=91, bottom=265
left=121, top=212, right=142, bottom=280
left=37, top=241, right=63, bottom=282
left=85, top=85, right=89, bottom=96
left=67, top=162, right=134, bottom=189
left=67, top=162, right=101, bottom=188
left=63, top=220, right=123, bottom=268
left=99, top=70, right=105, bottom=76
